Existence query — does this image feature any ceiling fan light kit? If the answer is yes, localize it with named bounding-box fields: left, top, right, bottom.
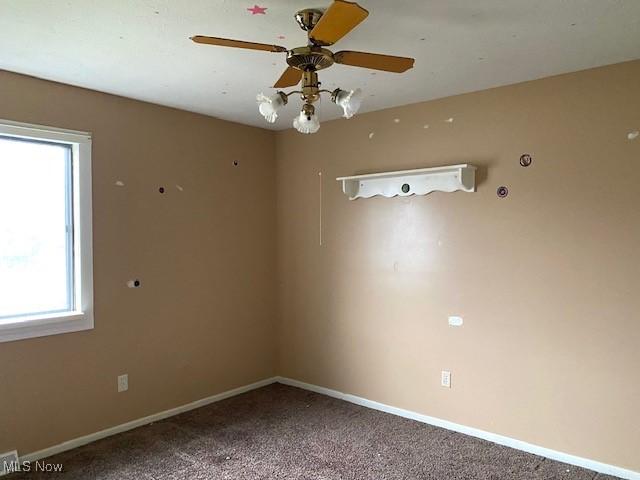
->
left=191, top=0, right=415, bottom=134
left=256, top=92, right=288, bottom=124
left=293, top=103, right=321, bottom=134
left=333, top=88, right=363, bottom=119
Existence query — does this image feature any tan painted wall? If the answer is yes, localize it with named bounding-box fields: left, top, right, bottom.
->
left=275, top=60, right=640, bottom=471
left=0, top=70, right=277, bottom=455
left=1, top=60, right=638, bottom=470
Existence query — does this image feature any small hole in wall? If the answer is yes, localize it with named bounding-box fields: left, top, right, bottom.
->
left=233, top=160, right=239, bottom=167
left=158, top=187, right=165, bottom=193
left=520, top=154, right=532, bottom=167
left=497, top=186, right=509, bottom=198
left=401, top=183, right=410, bottom=193
left=127, top=279, right=141, bottom=288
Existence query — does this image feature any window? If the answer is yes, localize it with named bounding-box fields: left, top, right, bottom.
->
left=0, top=120, right=93, bottom=342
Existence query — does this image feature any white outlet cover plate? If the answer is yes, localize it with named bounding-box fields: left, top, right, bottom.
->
left=117, top=374, right=128, bottom=392
left=441, top=370, right=451, bottom=388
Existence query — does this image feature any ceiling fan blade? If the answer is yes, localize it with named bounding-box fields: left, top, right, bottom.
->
left=274, top=66, right=303, bottom=88
left=334, top=51, right=415, bottom=73
left=308, top=0, right=369, bottom=46
left=191, top=35, right=288, bottom=53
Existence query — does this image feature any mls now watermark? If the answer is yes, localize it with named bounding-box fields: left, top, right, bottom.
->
left=4, top=460, right=64, bottom=473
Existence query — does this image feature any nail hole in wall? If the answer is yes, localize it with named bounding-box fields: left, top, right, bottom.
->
left=158, top=187, right=165, bottom=193
left=126, top=279, right=141, bottom=288
left=497, top=186, right=509, bottom=198
left=233, top=160, right=239, bottom=166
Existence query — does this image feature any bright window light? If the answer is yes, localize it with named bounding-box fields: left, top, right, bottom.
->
left=0, top=137, right=74, bottom=319
left=0, top=120, right=93, bottom=343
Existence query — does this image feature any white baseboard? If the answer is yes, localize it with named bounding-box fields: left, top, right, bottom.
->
left=276, top=376, right=640, bottom=480
left=20, top=377, right=278, bottom=464
left=15, top=375, right=639, bottom=480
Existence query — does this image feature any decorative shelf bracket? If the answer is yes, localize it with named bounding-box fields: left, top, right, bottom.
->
left=336, top=164, right=477, bottom=200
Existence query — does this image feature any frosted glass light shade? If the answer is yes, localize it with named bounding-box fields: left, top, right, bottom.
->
left=293, top=109, right=320, bottom=134
left=256, top=92, right=287, bottom=124
left=333, top=88, right=363, bottom=119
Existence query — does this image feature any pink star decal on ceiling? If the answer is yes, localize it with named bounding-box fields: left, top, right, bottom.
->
left=247, top=5, right=267, bottom=15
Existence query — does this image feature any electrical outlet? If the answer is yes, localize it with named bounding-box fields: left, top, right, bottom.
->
left=441, top=370, right=451, bottom=388
left=117, top=374, right=128, bottom=393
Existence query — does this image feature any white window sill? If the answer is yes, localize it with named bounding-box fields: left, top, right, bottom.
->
left=0, top=311, right=93, bottom=343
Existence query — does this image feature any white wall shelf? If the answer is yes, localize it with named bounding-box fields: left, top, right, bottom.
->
left=336, top=164, right=477, bottom=200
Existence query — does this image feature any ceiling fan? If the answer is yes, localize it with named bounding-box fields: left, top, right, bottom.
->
left=191, top=0, right=415, bottom=133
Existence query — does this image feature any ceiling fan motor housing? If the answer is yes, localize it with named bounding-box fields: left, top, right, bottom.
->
left=287, top=46, right=335, bottom=72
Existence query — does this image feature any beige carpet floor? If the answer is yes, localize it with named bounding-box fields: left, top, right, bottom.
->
left=8, top=383, right=621, bottom=479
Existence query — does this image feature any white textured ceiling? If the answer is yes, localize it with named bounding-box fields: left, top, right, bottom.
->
left=2, top=0, right=640, bottom=130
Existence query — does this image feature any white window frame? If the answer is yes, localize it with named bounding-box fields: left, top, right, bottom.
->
left=0, top=119, right=94, bottom=343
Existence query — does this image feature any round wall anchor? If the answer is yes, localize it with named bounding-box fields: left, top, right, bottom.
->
left=520, top=154, right=532, bottom=167
left=497, top=186, right=509, bottom=198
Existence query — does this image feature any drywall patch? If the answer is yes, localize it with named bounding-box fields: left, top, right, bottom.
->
left=520, top=154, right=533, bottom=167
left=115, top=180, right=125, bottom=187
left=628, top=131, right=639, bottom=140
left=126, top=280, right=141, bottom=288
left=497, top=186, right=509, bottom=198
